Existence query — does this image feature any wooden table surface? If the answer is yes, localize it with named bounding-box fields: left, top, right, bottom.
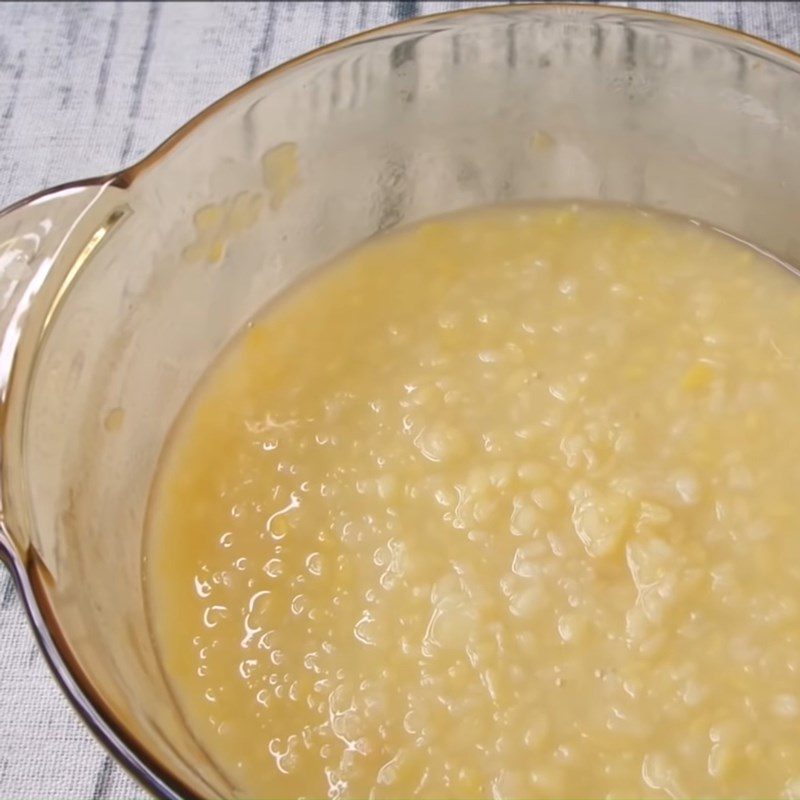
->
left=0, top=2, right=798, bottom=798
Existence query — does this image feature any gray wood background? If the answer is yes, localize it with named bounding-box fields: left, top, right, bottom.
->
left=0, top=2, right=797, bottom=798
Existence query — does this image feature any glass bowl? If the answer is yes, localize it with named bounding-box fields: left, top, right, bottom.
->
left=1, top=4, right=800, bottom=798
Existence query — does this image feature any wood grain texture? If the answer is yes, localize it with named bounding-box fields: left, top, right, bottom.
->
left=0, top=2, right=797, bottom=798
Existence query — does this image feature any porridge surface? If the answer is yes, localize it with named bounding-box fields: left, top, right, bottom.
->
left=148, top=204, right=800, bottom=799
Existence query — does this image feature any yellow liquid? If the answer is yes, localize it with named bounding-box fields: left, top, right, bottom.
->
left=148, top=204, right=800, bottom=799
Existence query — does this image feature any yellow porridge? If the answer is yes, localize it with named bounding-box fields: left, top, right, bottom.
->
left=147, top=203, right=800, bottom=799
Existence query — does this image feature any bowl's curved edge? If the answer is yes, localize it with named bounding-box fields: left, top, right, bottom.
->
left=1, top=546, right=202, bottom=800
left=119, top=1, right=800, bottom=184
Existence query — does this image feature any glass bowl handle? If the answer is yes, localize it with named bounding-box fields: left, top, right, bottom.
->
left=0, top=178, right=116, bottom=569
